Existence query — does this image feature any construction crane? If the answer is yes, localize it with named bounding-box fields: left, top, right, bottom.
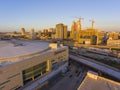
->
left=89, top=19, right=95, bottom=29
left=73, top=16, right=84, bottom=21
left=72, top=16, right=84, bottom=30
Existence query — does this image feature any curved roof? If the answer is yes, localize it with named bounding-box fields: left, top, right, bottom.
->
left=0, top=40, right=49, bottom=59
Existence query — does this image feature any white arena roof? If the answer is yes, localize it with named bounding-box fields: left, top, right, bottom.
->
left=0, top=40, right=52, bottom=66
left=0, top=40, right=50, bottom=58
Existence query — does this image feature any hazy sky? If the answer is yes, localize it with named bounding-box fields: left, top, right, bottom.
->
left=0, top=0, right=120, bottom=32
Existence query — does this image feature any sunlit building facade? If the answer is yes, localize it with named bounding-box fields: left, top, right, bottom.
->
left=30, top=28, right=36, bottom=40
left=70, top=20, right=99, bottom=45
left=108, top=32, right=119, bottom=40
left=21, top=28, right=26, bottom=36
left=55, top=23, right=68, bottom=39
left=70, top=20, right=108, bottom=45
left=0, top=41, right=68, bottom=90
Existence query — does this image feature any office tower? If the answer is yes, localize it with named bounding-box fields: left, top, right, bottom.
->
left=70, top=21, right=77, bottom=40
left=37, top=30, right=41, bottom=39
left=30, top=28, right=36, bottom=39
left=76, top=20, right=81, bottom=41
left=63, top=25, right=67, bottom=39
left=55, top=23, right=67, bottom=39
left=55, top=23, right=64, bottom=39
left=21, top=28, right=26, bottom=36
left=43, top=29, right=48, bottom=36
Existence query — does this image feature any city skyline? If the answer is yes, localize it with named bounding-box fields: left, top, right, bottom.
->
left=0, top=0, right=120, bottom=32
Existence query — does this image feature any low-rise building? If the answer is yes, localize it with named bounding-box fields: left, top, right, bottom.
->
left=78, top=71, right=120, bottom=90
left=107, top=40, right=120, bottom=46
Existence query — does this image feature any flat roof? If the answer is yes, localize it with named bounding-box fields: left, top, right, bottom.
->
left=78, top=71, right=120, bottom=90
left=0, top=40, right=49, bottom=58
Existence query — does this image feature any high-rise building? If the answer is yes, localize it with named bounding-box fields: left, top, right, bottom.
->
left=76, top=20, right=81, bottom=41
left=56, top=23, right=64, bottom=39
left=37, top=30, right=41, bottom=39
left=70, top=20, right=80, bottom=40
left=30, top=28, right=36, bottom=39
left=48, top=28, right=54, bottom=38
left=49, top=28, right=56, bottom=39
left=21, top=28, right=26, bottom=36
left=55, top=23, right=67, bottom=39
left=63, top=25, right=67, bottom=39
left=70, top=21, right=77, bottom=40
left=43, top=29, right=48, bottom=36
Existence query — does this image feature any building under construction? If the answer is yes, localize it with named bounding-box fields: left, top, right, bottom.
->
left=70, top=18, right=105, bottom=45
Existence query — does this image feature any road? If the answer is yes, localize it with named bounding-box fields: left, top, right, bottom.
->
left=70, top=54, right=120, bottom=81
left=40, top=64, right=86, bottom=90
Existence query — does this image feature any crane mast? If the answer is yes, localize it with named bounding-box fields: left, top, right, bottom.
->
left=72, top=16, right=84, bottom=30
left=90, top=19, right=95, bottom=29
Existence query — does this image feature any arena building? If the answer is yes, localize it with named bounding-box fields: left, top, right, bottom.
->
left=0, top=40, right=69, bottom=90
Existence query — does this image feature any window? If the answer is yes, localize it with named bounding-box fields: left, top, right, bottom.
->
left=22, top=61, right=47, bottom=85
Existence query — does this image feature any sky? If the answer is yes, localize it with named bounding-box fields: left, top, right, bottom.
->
left=0, top=0, right=120, bottom=32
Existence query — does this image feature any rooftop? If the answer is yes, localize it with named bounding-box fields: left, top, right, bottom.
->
left=0, top=40, right=50, bottom=59
left=0, top=40, right=53, bottom=66
left=78, top=71, right=120, bottom=90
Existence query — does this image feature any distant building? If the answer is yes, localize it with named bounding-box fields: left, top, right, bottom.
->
left=78, top=71, right=120, bottom=90
left=37, top=30, right=42, bottom=39
left=78, top=28, right=98, bottom=45
left=70, top=20, right=106, bottom=45
left=55, top=23, right=64, bottom=39
left=97, top=31, right=107, bottom=45
left=70, top=21, right=77, bottom=40
left=43, top=29, right=48, bottom=37
left=21, top=28, right=26, bottom=36
left=108, top=32, right=119, bottom=40
left=55, top=23, right=67, bottom=39
left=107, top=39, right=120, bottom=46
left=51, top=28, right=56, bottom=39
left=47, top=28, right=54, bottom=38
left=48, top=28, right=54, bottom=33
left=30, top=28, right=36, bottom=39
left=63, top=25, right=67, bottom=39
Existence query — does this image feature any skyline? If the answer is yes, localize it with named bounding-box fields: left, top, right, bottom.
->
left=0, top=0, right=120, bottom=32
